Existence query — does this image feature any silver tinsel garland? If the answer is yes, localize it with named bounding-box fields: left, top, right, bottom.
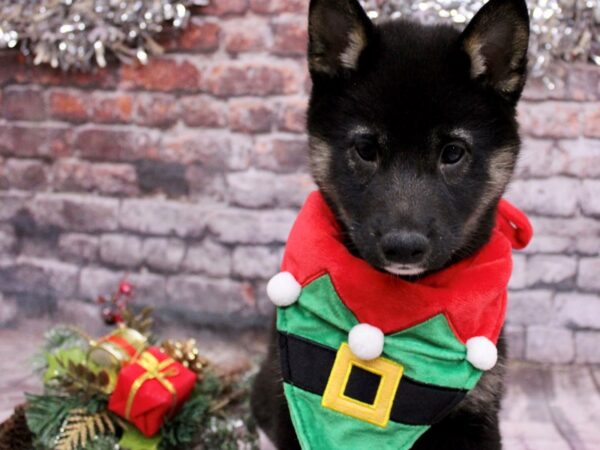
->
left=0, top=0, right=208, bottom=71
left=361, top=0, right=600, bottom=89
left=0, top=0, right=598, bottom=87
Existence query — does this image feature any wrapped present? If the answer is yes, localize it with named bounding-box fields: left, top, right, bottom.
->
left=88, top=326, right=147, bottom=370
left=108, top=347, right=197, bottom=437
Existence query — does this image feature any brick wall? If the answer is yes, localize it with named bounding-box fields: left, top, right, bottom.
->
left=0, top=1, right=598, bottom=364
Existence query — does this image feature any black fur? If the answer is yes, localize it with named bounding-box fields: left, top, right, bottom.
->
left=252, top=0, right=530, bottom=448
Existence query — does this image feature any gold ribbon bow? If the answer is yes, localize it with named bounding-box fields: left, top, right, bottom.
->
left=125, top=351, right=179, bottom=420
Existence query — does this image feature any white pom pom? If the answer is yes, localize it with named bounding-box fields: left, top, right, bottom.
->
left=266, top=272, right=302, bottom=307
left=348, top=323, right=385, bottom=361
left=466, top=336, right=498, bottom=371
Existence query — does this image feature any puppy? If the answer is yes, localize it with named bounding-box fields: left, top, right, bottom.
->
left=252, top=0, right=530, bottom=448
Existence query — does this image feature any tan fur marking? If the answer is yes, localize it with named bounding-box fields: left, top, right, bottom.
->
left=498, top=74, right=522, bottom=93
left=464, top=38, right=487, bottom=78
left=308, top=135, right=353, bottom=227
left=308, top=135, right=333, bottom=187
left=450, top=128, right=475, bottom=146
left=462, top=146, right=517, bottom=244
left=339, top=28, right=367, bottom=69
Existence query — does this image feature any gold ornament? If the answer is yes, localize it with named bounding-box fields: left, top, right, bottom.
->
left=160, top=339, right=209, bottom=378
left=87, top=326, right=147, bottom=392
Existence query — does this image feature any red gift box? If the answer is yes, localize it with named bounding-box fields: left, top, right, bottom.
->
left=108, top=346, right=197, bottom=437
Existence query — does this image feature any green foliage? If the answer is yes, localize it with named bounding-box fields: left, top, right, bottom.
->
left=159, top=378, right=214, bottom=449
left=159, top=372, right=258, bottom=450
left=25, top=394, right=109, bottom=449
left=25, top=394, right=81, bottom=448
left=32, top=326, right=89, bottom=374
left=195, top=415, right=259, bottom=450
left=119, top=424, right=161, bottom=450
left=85, top=434, right=120, bottom=450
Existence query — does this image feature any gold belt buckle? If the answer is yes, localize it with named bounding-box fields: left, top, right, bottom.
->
left=321, top=342, right=403, bottom=428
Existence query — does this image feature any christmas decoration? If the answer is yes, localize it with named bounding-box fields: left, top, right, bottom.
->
left=0, top=280, right=259, bottom=450
left=161, top=339, right=209, bottom=377
left=87, top=326, right=148, bottom=391
left=108, top=347, right=197, bottom=437
left=54, top=409, right=119, bottom=450
left=0, top=0, right=209, bottom=71
left=359, top=0, right=600, bottom=89
left=97, top=280, right=134, bottom=325
left=269, top=191, right=532, bottom=450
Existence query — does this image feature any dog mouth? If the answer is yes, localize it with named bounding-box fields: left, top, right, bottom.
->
left=383, top=264, right=426, bottom=276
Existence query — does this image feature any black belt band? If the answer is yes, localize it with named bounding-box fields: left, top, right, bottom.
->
left=279, top=331, right=467, bottom=426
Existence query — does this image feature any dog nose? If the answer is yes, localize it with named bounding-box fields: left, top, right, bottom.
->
left=380, top=231, right=430, bottom=265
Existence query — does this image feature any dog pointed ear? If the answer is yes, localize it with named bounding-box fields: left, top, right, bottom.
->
left=460, top=0, right=530, bottom=102
left=308, top=0, right=374, bottom=77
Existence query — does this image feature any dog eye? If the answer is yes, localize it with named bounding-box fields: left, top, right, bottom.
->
left=440, top=143, right=466, bottom=165
left=354, top=136, right=379, bottom=162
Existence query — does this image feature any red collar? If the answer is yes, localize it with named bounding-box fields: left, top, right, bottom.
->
left=281, top=191, right=533, bottom=343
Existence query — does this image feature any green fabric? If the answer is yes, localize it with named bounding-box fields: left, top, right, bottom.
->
left=277, top=274, right=484, bottom=449
left=277, top=274, right=482, bottom=389
left=284, top=383, right=427, bottom=450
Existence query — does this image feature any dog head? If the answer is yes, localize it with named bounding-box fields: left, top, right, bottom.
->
left=306, top=0, right=530, bottom=276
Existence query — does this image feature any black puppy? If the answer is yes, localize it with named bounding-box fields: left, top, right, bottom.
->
left=252, top=0, right=530, bottom=448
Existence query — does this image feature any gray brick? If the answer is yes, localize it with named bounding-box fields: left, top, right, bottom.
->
left=254, top=279, right=274, bottom=316
left=506, top=290, right=554, bottom=325
left=182, top=240, right=231, bottom=277
left=522, top=235, right=572, bottom=254
left=580, top=180, right=600, bottom=217
left=514, top=139, right=565, bottom=178
left=29, top=258, right=80, bottom=299
left=506, top=178, right=579, bottom=217
left=79, top=267, right=122, bottom=301
left=526, top=255, right=577, bottom=286
left=0, top=192, right=31, bottom=221
left=575, top=331, right=600, bottom=363
left=0, top=294, right=17, bottom=326
left=504, top=324, right=526, bottom=360
left=142, top=237, right=185, bottom=272
left=575, top=236, right=600, bottom=256
left=0, top=225, right=15, bottom=255
left=562, top=139, right=600, bottom=178
left=232, top=245, right=283, bottom=279
left=55, top=300, right=109, bottom=336
left=80, top=267, right=167, bottom=306
left=99, top=234, right=143, bottom=268
left=4, top=158, right=49, bottom=191
left=58, top=233, right=99, bottom=263
left=578, top=258, right=600, bottom=291
left=29, top=194, right=119, bottom=232
left=0, top=260, right=53, bottom=298
left=526, top=326, right=575, bottom=363
left=226, top=169, right=314, bottom=208
left=162, top=132, right=252, bottom=170
left=127, top=271, right=168, bottom=306
left=207, top=208, right=296, bottom=244
left=508, top=254, right=527, bottom=290
left=120, top=199, right=208, bottom=238
left=531, top=216, right=600, bottom=238
left=14, top=257, right=80, bottom=299
left=166, top=275, right=250, bottom=314
left=555, top=292, right=600, bottom=330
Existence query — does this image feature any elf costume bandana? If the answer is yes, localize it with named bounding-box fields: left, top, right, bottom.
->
left=267, top=191, right=532, bottom=450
